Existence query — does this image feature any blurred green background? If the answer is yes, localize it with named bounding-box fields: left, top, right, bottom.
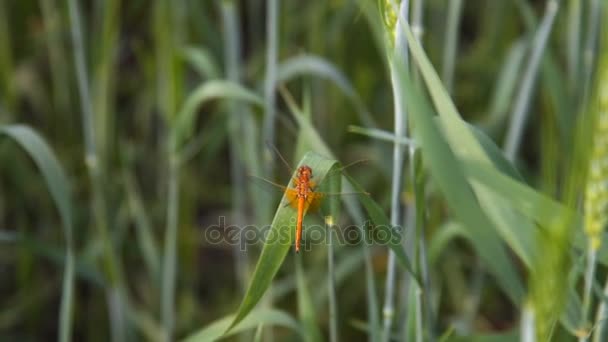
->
left=1, top=0, right=607, bottom=341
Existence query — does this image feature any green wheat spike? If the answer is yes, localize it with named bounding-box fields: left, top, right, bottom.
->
left=584, top=63, right=608, bottom=252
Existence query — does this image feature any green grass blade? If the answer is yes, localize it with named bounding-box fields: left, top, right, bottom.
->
left=226, top=152, right=338, bottom=332
left=281, top=88, right=417, bottom=280
left=183, top=309, right=302, bottom=342
left=0, top=124, right=75, bottom=342
left=171, top=80, right=263, bottom=149
left=343, top=172, right=419, bottom=285
left=277, top=54, right=375, bottom=127
left=355, top=115, right=537, bottom=268
left=481, top=39, right=527, bottom=135
left=326, top=168, right=341, bottom=342
left=347, top=125, right=415, bottom=146
left=428, top=222, right=467, bottom=265
left=391, top=51, right=524, bottom=304
left=295, top=257, right=323, bottom=342
left=400, top=16, right=537, bottom=275
left=123, top=171, right=161, bottom=281
left=503, top=0, right=560, bottom=161
left=462, top=159, right=579, bottom=228
left=443, top=329, right=519, bottom=342
left=181, top=46, right=221, bottom=80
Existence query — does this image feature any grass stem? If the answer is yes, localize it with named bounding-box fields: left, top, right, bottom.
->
left=503, top=0, right=560, bottom=162
left=592, top=274, right=608, bottom=342
left=161, top=157, right=179, bottom=342
left=566, top=0, right=582, bottom=88
left=220, top=0, right=249, bottom=297
left=442, top=0, right=463, bottom=94
left=580, top=0, right=602, bottom=107
left=67, top=0, right=125, bottom=340
left=328, top=222, right=339, bottom=342
left=382, top=2, right=410, bottom=341
left=522, top=305, right=537, bottom=342
left=263, top=0, right=279, bottom=172
left=581, top=246, right=597, bottom=342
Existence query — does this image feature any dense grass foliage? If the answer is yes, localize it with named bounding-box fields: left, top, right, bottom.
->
left=0, top=1, right=607, bottom=341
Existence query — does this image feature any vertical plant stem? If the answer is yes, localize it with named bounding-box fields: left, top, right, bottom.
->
left=0, top=0, right=15, bottom=116
left=382, top=2, right=409, bottom=342
left=343, top=194, right=380, bottom=341
left=583, top=18, right=608, bottom=337
left=592, top=274, right=608, bottom=342
left=327, top=171, right=341, bottom=342
left=67, top=0, right=94, bottom=156
left=361, top=222, right=380, bottom=342
left=123, top=171, right=161, bottom=281
left=566, top=0, right=582, bottom=88
left=411, top=0, right=425, bottom=84
left=441, top=0, right=463, bottom=94
left=246, top=0, right=260, bottom=46
left=327, top=221, right=338, bottom=342
left=91, top=0, right=120, bottom=165
left=411, top=0, right=425, bottom=49
left=503, top=0, right=560, bottom=162
left=67, top=0, right=125, bottom=340
left=522, top=305, right=537, bottom=342
left=161, top=157, right=179, bottom=342
left=580, top=0, right=602, bottom=106
left=221, top=4, right=251, bottom=342
left=261, top=2, right=279, bottom=341
left=415, top=285, right=423, bottom=342
left=59, top=249, right=75, bottom=342
left=155, top=0, right=184, bottom=339
left=581, top=247, right=597, bottom=342
left=221, top=0, right=249, bottom=296
left=263, top=0, right=279, bottom=170
left=413, top=147, right=434, bottom=341
left=39, top=0, right=71, bottom=116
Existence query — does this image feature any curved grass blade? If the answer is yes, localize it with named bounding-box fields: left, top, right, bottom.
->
left=0, top=124, right=75, bottom=342
left=343, top=172, right=420, bottom=285
left=226, top=152, right=338, bottom=333
left=183, top=309, right=302, bottom=342
left=181, top=46, right=221, bottom=80
left=481, top=39, right=527, bottom=135
left=428, top=222, right=468, bottom=265
left=277, top=54, right=375, bottom=127
left=171, top=80, right=263, bottom=149
left=281, top=88, right=418, bottom=280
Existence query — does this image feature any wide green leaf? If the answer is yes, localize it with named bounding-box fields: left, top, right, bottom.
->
left=279, top=88, right=382, bottom=341
left=391, top=49, right=524, bottom=304
left=402, top=17, right=540, bottom=269
left=282, top=91, right=417, bottom=281
left=226, top=152, right=338, bottom=332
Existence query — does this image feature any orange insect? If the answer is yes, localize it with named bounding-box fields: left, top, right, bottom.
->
left=287, top=165, right=320, bottom=253
left=254, top=146, right=365, bottom=253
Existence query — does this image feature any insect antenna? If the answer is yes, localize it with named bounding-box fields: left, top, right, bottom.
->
left=265, top=141, right=294, bottom=176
